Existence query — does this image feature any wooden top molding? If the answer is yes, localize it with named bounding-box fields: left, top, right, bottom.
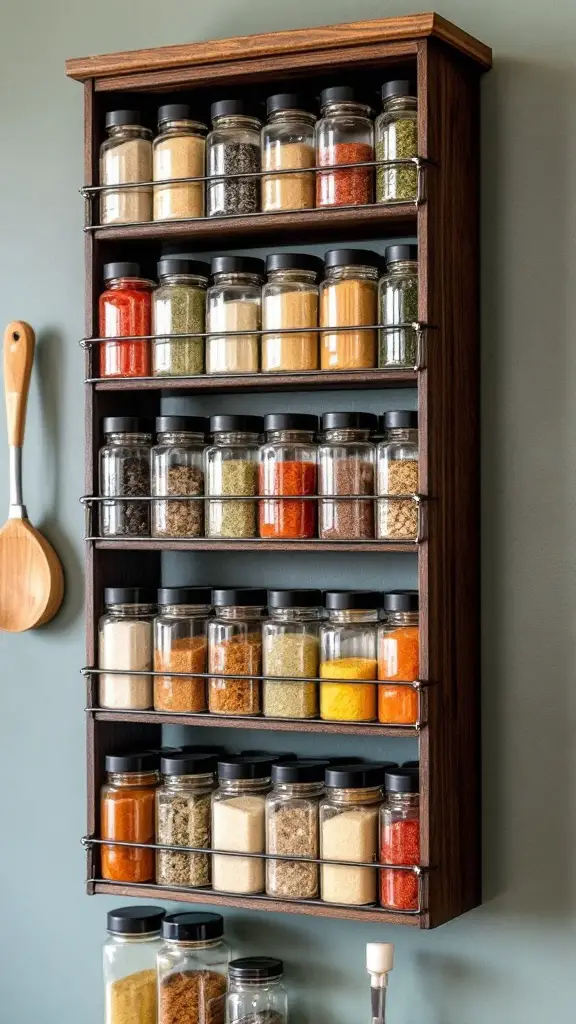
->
left=65, top=13, right=492, bottom=83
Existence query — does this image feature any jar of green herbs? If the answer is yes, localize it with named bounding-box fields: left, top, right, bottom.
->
left=379, top=245, right=419, bottom=368
left=263, top=589, right=322, bottom=720
left=205, top=415, right=263, bottom=538
left=152, top=257, right=209, bottom=376
left=375, top=81, right=418, bottom=203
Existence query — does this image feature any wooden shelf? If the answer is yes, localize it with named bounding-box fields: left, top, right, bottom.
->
left=90, top=367, right=418, bottom=392
left=92, top=537, right=417, bottom=553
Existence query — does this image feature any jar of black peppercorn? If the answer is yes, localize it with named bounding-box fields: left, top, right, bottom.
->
left=151, top=416, right=207, bottom=538
left=99, top=417, right=152, bottom=537
left=207, top=100, right=262, bottom=217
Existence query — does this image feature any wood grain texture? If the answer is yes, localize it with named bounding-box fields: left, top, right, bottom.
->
left=4, top=321, right=35, bottom=447
left=93, top=538, right=416, bottom=553
left=92, top=369, right=417, bottom=393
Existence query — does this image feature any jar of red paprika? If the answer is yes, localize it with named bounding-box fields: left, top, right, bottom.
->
left=100, top=751, right=159, bottom=883
left=378, top=590, right=419, bottom=724
left=99, top=262, right=154, bottom=378
left=380, top=767, right=420, bottom=912
left=316, top=87, right=374, bottom=208
left=259, top=413, right=318, bottom=539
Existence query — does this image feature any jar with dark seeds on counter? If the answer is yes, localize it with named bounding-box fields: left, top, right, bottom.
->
left=207, top=100, right=262, bottom=217
left=227, top=958, right=288, bottom=1024
left=99, top=416, right=152, bottom=537
left=152, top=415, right=207, bottom=538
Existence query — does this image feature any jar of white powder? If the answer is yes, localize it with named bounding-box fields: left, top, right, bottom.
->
left=211, top=756, right=273, bottom=894
left=98, top=587, right=157, bottom=709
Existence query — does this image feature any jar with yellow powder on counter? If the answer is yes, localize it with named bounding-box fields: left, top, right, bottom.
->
left=104, top=906, right=164, bottom=1024
left=319, top=590, right=381, bottom=722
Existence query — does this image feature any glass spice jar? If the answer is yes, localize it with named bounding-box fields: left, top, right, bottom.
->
left=378, top=590, right=419, bottom=725
left=208, top=588, right=266, bottom=715
left=376, top=411, right=419, bottom=540
left=207, top=100, right=262, bottom=217
left=227, top=958, right=288, bottom=1024
left=152, top=258, right=209, bottom=376
left=379, top=245, right=419, bottom=369
left=266, top=761, right=324, bottom=899
left=103, top=906, right=165, bottom=1024
left=156, top=752, right=217, bottom=887
left=212, top=757, right=271, bottom=894
left=375, top=81, right=418, bottom=204
left=99, top=110, right=152, bottom=225
left=152, top=416, right=207, bottom=539
left=320, top=764, right=386, bottom=905
left=320, top=249, right=380, bottom=369
left=262, top=92, right=316, bottom=212
left=99, top=262, right=154, bottom=378
left=319, top=591, right=382, bottom=722
left=99, top=416, right=152, bottom=538
left=153, top=104, right=207, bottom=221
left=101, top=751, right=159, bottom=883
left=380, top=767, right=420, bottom=911
left=263, top=589, right=322, bottom=719
left=316, top=86, right=374, bottom=208
left=98, top=587, right=156, bottom=709
left=259, top=414, right=318, bottom=540
left=206, top=256, right=264, bottom=374
left=205, top=415, right=262, bottom=538
left=318, top=412, right=377, bottom=540
left=153, top=586, right=211, bottom=712
left=261, top=253, right=322, bottom=373
left=157, top=912, right=230, bottom=1024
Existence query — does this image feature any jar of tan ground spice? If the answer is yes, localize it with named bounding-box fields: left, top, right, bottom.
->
left=156, top=752, right=217, bottom=887
left=212, top=757, right=271, bottom=893
left=206, top=256, right=264, bottom=374
left=152, top=416, right=207, bottom=539
left=320, top=249, right=380, bottom=369
left=158, top=912, right=230, bottom=1024
left=104, top=906, right=164, bottom=1024
left=262, top=93, right=316, bottom=212
left=205, top=415, right=262, bottom=539
left=318, top=412, right=377, bottom=540
left=153, top=104, right=207, bottom=221
left=98, top=587, right=156, bottom=710
left=208, top=588, right=266, bottom=715
left=266, top=760, right=324, bottom=899
left=263, top=589, right=321, bottom=719
left=153, top=587, right=211, bottom=712
left=320, top=763, right=387, bottom=905
left=100, top=110, right=152, bottom=225
left=376, top=411, right=419, bottom=540
left=261, top=253, right=322, bottom=372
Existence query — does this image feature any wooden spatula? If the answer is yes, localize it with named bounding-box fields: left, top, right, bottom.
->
left=0, top=321, right=64, bottom=631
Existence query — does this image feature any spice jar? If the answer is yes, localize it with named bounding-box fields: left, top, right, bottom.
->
left=152, top=416, right=207, bottom=539
left=320, top=764, right=385, bottom=905
left=99, top=262, right=154, bottom=378
left=205, top=415, right=262, bottom=538
left=152, top=258, right=209, bottom=376
left=98, top=587, right=156, bottom=709
left=208, top=588, right=265, bottom=715
left=158, top=912, right=230, bottom=1024
left=316, top=86, right=374, bottom=207
left=380, top=767, right=420, bottom=911
left=206, top=256, right=264, bottom=374
left=319, top=590, right=381, bottom=722
left=101, top=751, right=159, bottom=882
left=259, top=414, right=318, bottom=539
left=261, top=253, right=322, bottom=373
left=103, top=906, right=164, bottom=1024
left=262, top=92, right=316, bottom=212
left=263, top=589, right=321, bottom=719
left=156, top=752, right=217, bottom=887
left=153, top=587, right=211, bottom=712
left=99, top=417, right=152, bottom=538
left=320, top=249, right=380, bottom=369
left=376, top=411, right=419, bottom=540
left=379, top=245, right=419, bottom=368
left=100, top=110, right=152, bottom=225
left=378, top=591, right=419, bottom=725
left=153, top=104, right=207, bottom=221
left=228, top=958, right=288, bottom=1024
left=212, top=757, right=271, bottom=893
left=207, top=100, right=262, bottom=217
left=318, top=412, right=377, bottom=540
left=266, top=761, right=324, bottom=899
left=375, top=81, right=418, bottom=204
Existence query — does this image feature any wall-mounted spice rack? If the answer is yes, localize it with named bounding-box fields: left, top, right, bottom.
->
left=67, top=11, right=490, bottom=930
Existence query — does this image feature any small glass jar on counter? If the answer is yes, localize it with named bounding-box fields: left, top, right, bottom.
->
left=153, top=586, right=211, bottom=712
left=316, top=86, right=374, bottom=208
left=98, top=587, right=156, bottom=710
left=103, top=906, right=164, bottom=1024
left=380, top=767, right=420, bottom=911
left=261, top=252, right=322, bottom=373
left=259, top=414, right=318, bottom=540
left=99, top=262, right=154, bottom=378
left=320, top=249, right=379, bottom=370
left=99, top=110, right=152, bottom=225
left=152, top=416, right=206, bottom=539
left=375, top=81, right=418, bottom=204
left=101, top=751, right=159, bottom=882
left=206, top=256, right=264, bottom=374
left=228, top=958, right=288, bottom=1024
left=266, top=761, right=324, bottom=899
left=319, top=591, right=381, bottom=722
left=205, top=415, right=262, bottom=538
left=320, top=764, right=386, bottom=905
left=262, top=92, right=316, bottom=212
left=263, top=589, right=321, bottom=720
left=99, top=416, right=152, bottom=538
left=153, top=104, right=207, bottom=221
left=379, top=245, right=419, bottom=368
left=152, top=258, right=209, bottom=376
left=208, top=588, right=265, bottom=715
left=156, top=752, right=217, bottom=887
left=318, top=412, right=377, bottom=540
left=207, top=100, right=262, bottom=217
left=158, top=912, right=230, bottom=1024
left=378, top=591, right=419, bottom=725
left=212, top=757, right=271, bottom=894
left=376, top=411, right=419, bottom=540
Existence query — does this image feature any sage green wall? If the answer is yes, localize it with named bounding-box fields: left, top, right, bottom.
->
left=1, top=1, right=575, bottom=1021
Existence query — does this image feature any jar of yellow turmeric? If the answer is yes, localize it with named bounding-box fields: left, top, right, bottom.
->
left=319, top=590, right=381, bottom=721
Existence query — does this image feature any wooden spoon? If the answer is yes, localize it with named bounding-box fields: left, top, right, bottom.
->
left=0, top=321, right=64, bottom=631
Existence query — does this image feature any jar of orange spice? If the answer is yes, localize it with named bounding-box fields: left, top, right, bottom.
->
left=101, top=751, right=159, bottom=883
left=153, top=588, right=211, bottom=712
left=378, top=590, right=419, bottom=724
left=320, top=249, right=380, bottom=370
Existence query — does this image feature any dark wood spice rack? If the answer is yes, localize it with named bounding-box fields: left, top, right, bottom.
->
left=67, top=12, right=490, bottom=930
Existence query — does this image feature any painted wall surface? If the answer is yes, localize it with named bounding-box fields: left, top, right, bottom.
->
left=1, top=1, right=575, bottom=1022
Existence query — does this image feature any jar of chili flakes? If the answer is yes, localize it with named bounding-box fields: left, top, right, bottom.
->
left=99, top=262, right=154, bottom=378
left=259, top=413, right=318, bottom=539
left=316, top=86, right=374, bottom=208
left=380, top=767, right=420, bottom=912
left=378, top=590, right=419, bottom=725
left=208, top=588, right=266, bottom=716
left=100, top=751, right=159, bottom=883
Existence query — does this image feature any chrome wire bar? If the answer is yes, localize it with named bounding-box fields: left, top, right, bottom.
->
left=80, top=322, right=430, bottom=344
left=82, top=666, right=427, bottom=687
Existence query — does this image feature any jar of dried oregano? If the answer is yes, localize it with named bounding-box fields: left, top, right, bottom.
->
left=376, top=411, right=419, bottom=540
left=375, top=80, right=418, bottom=204
left=205, top=415, right=262, bottom=538
left=262, top=589, right=322, bottom=719
left=104, top=905, right=164, bottom=1024
left=266, top=760, right=325, bottom=899
left=158, top=912, right=229, bottom=1024
left=156, top=752, right=217, bottom=887
left=153, top=586, right=211, bottom=711
left=152, top=258, right=209, bottom=376
left=208, top=588, right=266, bottom=715
left=152, top=416, right=207, bottom=539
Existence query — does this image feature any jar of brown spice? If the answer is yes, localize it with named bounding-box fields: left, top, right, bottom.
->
left=266, top=760, right=325, bottom=899
left=153, top=587, right=212, bottom=712
left=318, top=412, right=377, bottom=540
left=152, top=416, right=207, bottom=538
left=157, top=912, right=230, bottom=1024
left=208, top=588, right=266, bottom=715
left=376, top=411, right=419, bottom=540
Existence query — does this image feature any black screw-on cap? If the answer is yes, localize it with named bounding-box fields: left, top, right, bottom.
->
left=102, top=416, right=152, bottom=435
left=210, top=255, right=265, bottom=277
left=104, top=587, right=156, bottom=606
left=320, top=86, right=371, bottom=108
left=239, top=751, right=296, bottom=762
left=211, top=99, right=262, bottom=121
left=217, top=756, right=274, bottom=780
left=212, top=587, right=267, bottom=607
left=105, top=110, right=145, bottom=128
left=324, top=590, right=383, bottom=610
left=385, top=245, right=418, bottom=265
left=107, top=906, right=165, bottom=935
left=160, top=752, right=218, bottom=776
left=157, top=587, right=212, bottom=606
left=321, top=411, right=377, bottom=432
left=158, top=104, right=207, bottom=127
left=265, top=252, right=324, bottom=276
left=105, top=751, right=159, bottom=773
left=383, top=590, right=419, bottom=613
left=263, top=413, right=318, bottom=433
left=381, top=410, right=418, bottom=430
left=325, top=763, right=391, bottom=788
left=229, top=957, right=284, bottom=981
left=157, top=258, right=210, bottom=280
left=209, top=414, right=263, bottom=434
left=271, top=760, right=326, bottom=784
left=324, top=248, right=381, bottom=270
left=381, top=80, right=416, bottom=101
left=385, top=767, right=419, bottom=793
left=155, top=415, right=208, bottom=434
left=266, top=92, right=316, bottom=116
left=267, top=589, right=322, bottom=608
left=103, top=261, right=141, bottom=282
left=162, top=912, right=224, bottom=942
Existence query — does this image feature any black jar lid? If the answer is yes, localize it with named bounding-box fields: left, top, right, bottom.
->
left=103, top=261, right=142, bottom=282
left=385, top=767, right=419, bottom=793
left=239, top=751, right=296, bottom=762
left=105, top=110, right=145, bottom=128
left=383, top=590, right=419, bottom=613
left=107, top=906, right=165, bottom=935
left=321, top=411, right=377, bottom=431
left=157, top=258, right=210, bottom=280
left=324, top=590, right=383, bottom=610
left=158, top=103, right=207, bottom=126
left=267, top=92, right=316, bottom=115
left=381, top=80, right=416, bottom=101
left=160, top=752, right=218, bottom=776
left=381, top=410, right=418, bottom=430
left=266, top=252, right=324, bottom=276
left=267, top=588, right=322, bottom=608
left=102, top=416, right=152, bottom=435
left=211, top=99, right=262, bottom=121
left=272, top=760, right=325, bottom=784
left=212, top=587, right=267, bottom=607
left=217, top=756, right=274, bottom=780
left=210, top=255, right=265, bottom=277
left=229, top=957, right=284, bottom=981
left=320, top=85, right=371, bottom=107
left=105, top=750, right=159, bottom=773
left=263, top=413, right=318, bottom=433
left=325, top=763, right=389, bottom=788
left=209, top=414, right=263, bottom=434
left=385, top=244, right=418, bottom=265
left=104, top=587, right=156, bottom=605
left=324, top=248, right=381, bottom=270
left=162, top=911, right=224, bottom=942
left=155, top=415, right=208, bottom=434
left=157, top=586, right=212, bottom=606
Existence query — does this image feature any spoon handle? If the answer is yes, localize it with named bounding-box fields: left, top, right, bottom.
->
left=4, top=321, right=35, bottom=518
